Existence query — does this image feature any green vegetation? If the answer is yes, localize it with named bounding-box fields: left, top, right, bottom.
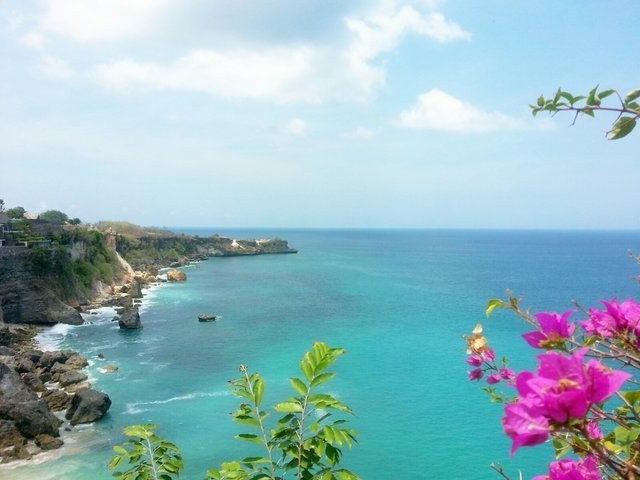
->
left=532, top=86, right=640, bottom=140
left=5, top=206, right=25, bottom=219
left=30, top=229, right=122, bottom=299
left=108, top=425, right=183, bottom=480
left=110, top=343, right=359, bottom=480
left=39, top=209, right=69, bottom=224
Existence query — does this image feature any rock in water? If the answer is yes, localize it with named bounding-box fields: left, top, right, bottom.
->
left=65, top=389, right=112, bottom=425
left=35, top=434, right=63, bottom=450
left=166, top=269, right=187, bottom=282
left=118, top=307, right=143, bottom=329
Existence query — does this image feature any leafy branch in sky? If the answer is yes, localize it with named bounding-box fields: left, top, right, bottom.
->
left=531, top=86, right=640, bottom=140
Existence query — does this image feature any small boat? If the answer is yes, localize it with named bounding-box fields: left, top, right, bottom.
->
left=198, top=314, right=217, bottom=322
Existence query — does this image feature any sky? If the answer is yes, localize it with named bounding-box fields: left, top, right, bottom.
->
left=0, top=0, right=638, bottom=229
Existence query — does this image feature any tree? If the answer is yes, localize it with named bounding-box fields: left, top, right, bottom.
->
left=68, top=217, right=82, bottom=225
left=39, top=210, right=69, bottom=224
left=6, top=206, right=26, bottom=219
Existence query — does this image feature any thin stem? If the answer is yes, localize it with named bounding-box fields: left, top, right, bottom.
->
left=296, top=383, right=312, bottom=480
left=145, top=437, right=160, bottom=480
left=244, top=370, right=277, bottom=480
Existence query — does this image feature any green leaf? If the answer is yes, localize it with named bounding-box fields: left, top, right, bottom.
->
left=233, top=415, right=261, bottom=427
left=587, top=85, right=600, bottom=106
left=300, top=358, right=314, bottom=381
left=537, top=95, right=544, bottom=107
left=625, top=88, right=640, bottom=103
left=597, top=89, right=616, bottom=100
left=608, top=116, right=636, bottom=140
left=311, top=372, right=335, bottom=388
left=253, top=379, right=264, bottom=407
left=290, top=377, right=308, bottom=396
left=274, top=401, right=303, bottom=413
left=485, top=299, right=505, bottom=317
left=235, top=434, right=264, bottom=444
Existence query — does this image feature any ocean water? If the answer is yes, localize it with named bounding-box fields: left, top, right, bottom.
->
left=4, top=229, right=640, bottom=480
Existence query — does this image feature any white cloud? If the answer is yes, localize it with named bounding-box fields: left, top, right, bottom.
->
left=40, top=54, right=75, bottom=79
left=343, top=127, right=375, bottom=139
left=36, top=0, right=173, bottom=43
left=285, top=118, right=306, bottom=135
left=398, top=89, right=530, bottom=132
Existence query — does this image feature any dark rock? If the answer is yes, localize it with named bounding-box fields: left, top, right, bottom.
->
left=57, top=370, right=88, bottom=387
left=0, top=346, right=16, bottom=357
left=50, top=362, right=72, bottom=375
left=35, top=434, right=63, bottom=450
left=38, top=371, right=52, bottom=383
left=0, top=362, right=37, bottom=404
left=20, top=373, right=45, bottom=393
left=65, top=389, right=111, bottom=425
left=118, top=307, right=142, bottom=330
left=14, top=357, right=35, bottom=374
left=22, top=349, right=43, bottom=363
left=0, top=419, right=26, bottom=448
left=39, top=350, right=68, bottom=370
left=97, top=353, right=105, bottom=359
left=9, top=400, right=61, bottom=438
left=65, top=354, right=88, bottom=369
left=41, top=389, right=71, bottom=411
left=114, top=307, right=125, bottom=315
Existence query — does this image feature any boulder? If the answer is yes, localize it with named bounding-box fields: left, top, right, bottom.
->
left=0, top=362, right=37, bottom=404
left=64, top=381, right=92, bottom=394
left=57, top=370, right=88, bottom=387
left=50, top=362, right=72, bottom=375
left=21, top=349, right=43, bottom=363
left=20, top=373, right=45, bottom=393
left=1, top=444, right=31, bottom=463
left=166, top=269, right=187, bottom=282
left=118, top=307, right=143, bottom=330
left=0, top=419, right=26, bottom=448
left=0, top=346, right=16, bottom=357
left=14, top=357, right=34, bottom=374
left=41, top=389, right=71, bottom=411
left=100, top=365, right=118, bottom=374
left=9, top=400, right=61, bottom=438
left=38, top=350, right=68, bottom=370
left=35, top=434, right=63, bottom=450
left=65, top=389, right=111, bottom=425
left=65, top=354, right=88, bottom=369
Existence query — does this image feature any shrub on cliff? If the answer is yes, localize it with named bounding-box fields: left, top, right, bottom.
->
left=39, top=210, right=69, bottom=224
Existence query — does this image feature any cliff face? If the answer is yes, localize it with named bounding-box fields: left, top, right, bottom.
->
left=117, top=234, right=297, bottom=272
left=0, top=250, right=82, bottom=325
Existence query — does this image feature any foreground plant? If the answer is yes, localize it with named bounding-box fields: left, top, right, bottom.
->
left=108, top=424, right=183, bottom=480
left=465, top=296, right=639, bottom=480
left=207, top=341, right=359, bottom=480
left=108, top=342, right=359, bottom=480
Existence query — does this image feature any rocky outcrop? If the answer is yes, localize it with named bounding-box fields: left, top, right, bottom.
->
left=0, top=250, right=84, bottom=326
left=0, top=344, right=110, bottom=463
left=166, top=269, right=187, bottom=282
left=65, top=389, right=111, bottom=425
left=117, top=307, right=143, bottom=329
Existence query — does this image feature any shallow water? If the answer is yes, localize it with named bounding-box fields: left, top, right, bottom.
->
left=5, top=229, right=640, bottom=480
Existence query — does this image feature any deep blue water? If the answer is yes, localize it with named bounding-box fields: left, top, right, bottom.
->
left=6, top=229, right=640, bottom=480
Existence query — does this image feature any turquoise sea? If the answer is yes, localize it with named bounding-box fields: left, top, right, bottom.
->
left=5, top=229, right=640, bottom=480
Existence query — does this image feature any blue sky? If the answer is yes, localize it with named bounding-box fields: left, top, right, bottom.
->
left=1, top=0, right=638, bottom=229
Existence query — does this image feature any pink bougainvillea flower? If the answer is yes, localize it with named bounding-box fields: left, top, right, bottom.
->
left=499, top=368, right=515, bottom=381
left=505, top=349, right=630, bottom=454
left=586, top=421, right=603, bottom=439
left=522, top=310, right=576, bottom=348
left=482, top=349, right=495, bottom=362
left=468, top=368, right=483, bottom=381
left=502, top=396, right=549, bottom=455
left=581, top=298, right=640, bottom=340
left=486, top=373, right=501, bottom=384
left=584, top=359, right=631, bottom=404
left=466, top=355, right=483, bottom=367
left=531, top=456, right=602, bottom=480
